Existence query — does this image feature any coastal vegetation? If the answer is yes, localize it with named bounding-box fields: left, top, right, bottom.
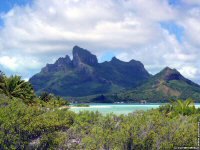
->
left=74, top=104, right=90, bottom=107
left=0, top=73, right=199, bottom=149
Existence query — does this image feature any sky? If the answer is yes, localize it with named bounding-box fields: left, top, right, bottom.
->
left=0, top=0, right=200, bottom=83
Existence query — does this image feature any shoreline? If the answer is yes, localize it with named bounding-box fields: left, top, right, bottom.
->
left=70, top=106, right=90, bottom=108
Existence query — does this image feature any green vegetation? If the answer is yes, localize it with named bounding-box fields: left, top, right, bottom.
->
left=74, top=104, right=90, bottom=107
left=0, top=73, right=200, bottom=149
left=0, top=74, right=35, bottom=104
left=159, top=98, right=197, bottom=116
left=38, top=92, right=70, bottom=108
left=0, top=97, right=199, bottom=149
left=0, top=74, right=69, bottom=107
left=0, top=99, right=75, bottom=149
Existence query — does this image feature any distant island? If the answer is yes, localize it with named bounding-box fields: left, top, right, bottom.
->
left=29, top=46, right=200, bottom=103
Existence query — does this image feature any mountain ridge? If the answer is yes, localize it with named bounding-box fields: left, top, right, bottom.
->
left=29, top=46, right=200, bottom=102
left=29, top=46, right=150, bottom=97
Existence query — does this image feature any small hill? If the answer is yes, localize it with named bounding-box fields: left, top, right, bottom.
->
left=115, top=67, right=200, bottom=102
left=29, top=46, right=150, bottom=97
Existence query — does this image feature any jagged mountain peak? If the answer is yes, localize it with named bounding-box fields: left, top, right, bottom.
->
left=72, top=46, right=98, bottom=66
left=110, top=56, right=122, bottom=63
left=55, top=55, right=71, bottom=65
left=41, top=55, right=72, bottom=73
left=110, top=57, right=144, bottom=66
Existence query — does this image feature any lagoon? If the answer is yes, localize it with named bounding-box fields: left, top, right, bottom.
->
left=70, top=103, right=161, bottom=115
left=70, top=103, right=200, bottom=115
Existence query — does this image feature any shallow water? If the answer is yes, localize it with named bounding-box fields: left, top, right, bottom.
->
left=70, top=103, right=160, bottom=115
left=70, top=103, right=200, bottom=115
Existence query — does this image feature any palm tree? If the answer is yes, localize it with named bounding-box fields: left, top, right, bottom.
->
left=172, top=99, right=195, bottom=115
left=0, top=75, right=35, bottom=103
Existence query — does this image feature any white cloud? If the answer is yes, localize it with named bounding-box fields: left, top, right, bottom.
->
left=0, top=56, right=42, bottom=71
left=123, top=0, right=178, bottom=21
left=0, top=56, right=19, bottom=71
left=0, top=0, right=163, bottom=55
left=182, top=18, right=200, bottom=47
left=182, top=0, right=200, bottom=6
left=179, top=66, right=198, bottom=79
left=0, top=0, right=200, bottom=83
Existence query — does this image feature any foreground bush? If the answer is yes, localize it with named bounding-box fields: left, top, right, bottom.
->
left=75, top=111, right=197, bottom=150
left=159, top=98, right=198, bottom=116
left=0, top=99, right=75, bottom=149
left=0, top=96, right=199, bottom=149
left=0, top=73, right=198, bottom=149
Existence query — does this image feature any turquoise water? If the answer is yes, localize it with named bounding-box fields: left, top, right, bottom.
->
left=70, top=103, right=200, bottom=115
left=70, top=103, right=161, bottom=115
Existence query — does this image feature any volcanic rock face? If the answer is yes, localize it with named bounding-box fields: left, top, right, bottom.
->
left=41, top=55, right=72, bottom=73
left=72, top=46, right=98, bottom=67
left=29, top=46, right=150, bottom=97
left=55, top=55, right=71, bottom=66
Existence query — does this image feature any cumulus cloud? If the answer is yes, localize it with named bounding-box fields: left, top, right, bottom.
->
left=0, top=0, right=163, bottom=54
left=182, top=0, right=200, bottom=6
left=0, top=55, right=41, bottom=71
left=0, top=0, right=200, bottom=83
left=179, top=66, right=198, bottom=79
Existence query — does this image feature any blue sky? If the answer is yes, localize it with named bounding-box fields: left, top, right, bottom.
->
left=0, top=0, right=32, bottom=12
left=0, top=0, right=200, bottom=83
left=168, top=0, right=182, bottom=5
left=0, top=0, right=32, bottom=27
left=160, top=21, right=184, bottom=42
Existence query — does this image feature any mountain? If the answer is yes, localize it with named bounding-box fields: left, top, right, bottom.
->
left=29, top=46, right=150, bottom=97
left=112, top=67, right=200, bottom=102
left=30, top=46, right=200, bottom=102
